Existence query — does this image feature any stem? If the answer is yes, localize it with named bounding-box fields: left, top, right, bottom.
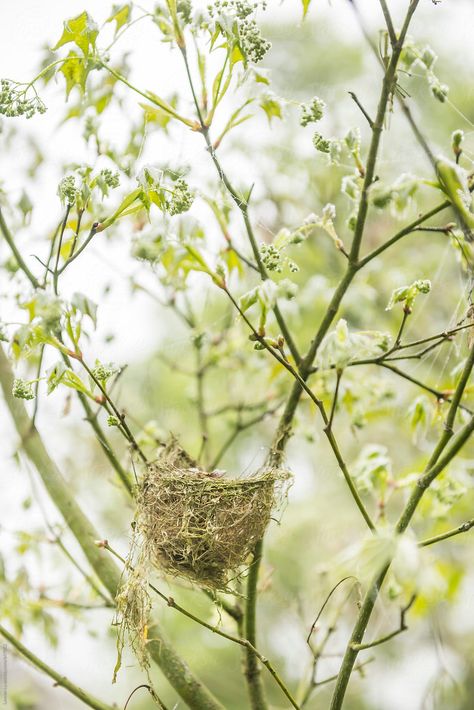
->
left=53, top=534, right=114, bottom=606
left=53, top=205, right=70, bottom=294
left=348, top=91, right=374, bottom=128
left=0, top=207, right=40, bottom=289
left=244, top=539, right=268, bottom=710
left=101, top=63, right=198, bottom=128
left=105, top=543, right=298, bottom=709
left=330, top=339, right=474, bottom=708
left=419, top=519, right=474, bottom=547
left=350, top=594, right=415, bottom=650
left=378, top=0, right=397, bottom=46
left=0, top=624, right=115, bottom=710
left=349, top=1, right=419, bottom=263
left=179, top=45, right=301, bottom=365
left=79, top=358, right=147, bottom=463
left=271, top=264, right=358, bottom=459
left=58, top=224, right=98, bottom=274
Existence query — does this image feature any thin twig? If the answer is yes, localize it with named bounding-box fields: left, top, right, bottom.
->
left=348, top=91, right=374, bottom=128
left=0, top=624, right=115, bottom=710
left=419, top=519, right=474, bottom=547
left=350, top=594, right=416, bottom=651
left=103, top=542, right=300, bottom=710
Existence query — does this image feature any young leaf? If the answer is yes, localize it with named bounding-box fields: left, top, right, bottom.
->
left=302, top=0, right=312, bottom=18
left=106, top=4, right=131, bottom=35
left=71, top=292, right=98, bottom=328
left=59, top=52, right=88, bottom=98
left=51, top=12, right=99, bottom=57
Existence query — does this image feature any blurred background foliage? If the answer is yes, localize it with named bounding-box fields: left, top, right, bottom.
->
left=2, top=1, right=474, bottom=709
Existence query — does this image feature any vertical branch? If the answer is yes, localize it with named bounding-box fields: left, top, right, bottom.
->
left=0, top=345, right=224, bottom=710
left=244, top=539, right=268, bottom=710
left=330, top=339, right=474, bottom=709
left=349, top=0, right=419, bottom=263
left=0, top=207, right=40, bottom=289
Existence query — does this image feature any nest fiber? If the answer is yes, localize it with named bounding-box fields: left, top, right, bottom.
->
left=136, top=441, right=289, bottom=589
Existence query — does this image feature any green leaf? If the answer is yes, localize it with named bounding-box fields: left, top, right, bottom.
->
left=46, top=361, right=68, bottom=394
left=71, top=292, right=98, bottom=327
left=230, top=44, right=245, bottom=65
left=51, top=11, right=99, bottom=57
left=106, top=4, right=131, bottom=35
left=139, top=102, right=173, bottom=131
left=260, top=95, right=282, bottom=124
left=302, top=0, right=312, bottom=18
left=59, top=51, right=88, bottom=98
left=386, top=279, right=431, bottom=311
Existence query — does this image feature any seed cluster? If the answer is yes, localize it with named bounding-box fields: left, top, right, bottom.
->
left=0, top=80, right=46, bottom=119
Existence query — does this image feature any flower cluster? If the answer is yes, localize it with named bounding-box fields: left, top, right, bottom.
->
left=208, top=0, right=263, bottom=21
left=208, top=1, right=270, bottom=63
left=312, top=132, right=331, bottom=153
left=239, top=19, right=271, bottom=63
left=131, top=234, right=164, bottom=263
left=177, top=0, right=193, bottom=23
left=95, top=168, right=120, bottom=197
left=91, top=362, right=120, bottom=382
left=300, top=96, right=325, bottom=127
left=100, top=168, right=120, bottom=189
left=167, top=178, right=194, bottom=216
left=12, top=378, right=35, bottom=400
left=260, top=243, right=298, bottom=273
left=0, top=80, right=46, bottom=119
left=57, top=175, right=80, bottom=207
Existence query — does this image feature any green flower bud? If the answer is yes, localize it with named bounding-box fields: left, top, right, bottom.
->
left=312, top=132, right=330, bottom=153
left=58, top=175, right=80, bottom=207
left=429, top=77, right=449, bottom=103
left=421, top=46, right=437, bottom=70
left=91, top=362, right=120, bottom=382
left=452, top=129, right=464, bottom=157
left=239, top=19, right=271, bottom=63
left=167, top=177, right=194, bottom=215
left=300, top=97, right=325, bottom=127
left=12, top=378, right=35, bottom=400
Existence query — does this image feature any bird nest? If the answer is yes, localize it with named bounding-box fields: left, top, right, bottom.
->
left=113, top=440, right=291, bottom=679
left=136, top=440, right=290, bottom=590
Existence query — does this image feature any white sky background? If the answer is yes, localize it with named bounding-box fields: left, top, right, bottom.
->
left=1, top=1, right=474, bottom=709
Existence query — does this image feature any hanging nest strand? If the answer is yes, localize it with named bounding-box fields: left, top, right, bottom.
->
left=136, top=439, right=291, bottom=590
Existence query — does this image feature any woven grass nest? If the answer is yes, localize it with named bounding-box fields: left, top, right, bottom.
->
left=135, top=439, right=291, bottom=590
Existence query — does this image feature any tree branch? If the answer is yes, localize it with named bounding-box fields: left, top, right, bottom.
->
left=0, top=345, right=224, bottom=710
left=0, top=207, right=40, bottom=289
left=419, top=519, right=474, bottom=547
left=0, top=624, right=115, bottom=710
left=350, top=594, right=415, bottom=650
